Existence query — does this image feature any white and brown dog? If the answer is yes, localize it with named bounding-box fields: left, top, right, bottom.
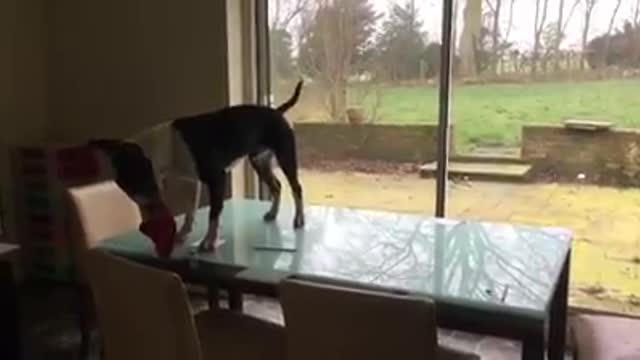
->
left=90, top=81, right=304, bottom=255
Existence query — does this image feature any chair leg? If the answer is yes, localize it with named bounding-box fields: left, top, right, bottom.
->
left=207, top=286, right=243, bottom=312
left=229, top=289, right=243, bottom=313
left=76, top=285, right=92, bottom=359
left=207, top=285, right=220, bottom=310
left=99, top=335, right=106, bottom=359
left=0, top=262, right=21, bottom=360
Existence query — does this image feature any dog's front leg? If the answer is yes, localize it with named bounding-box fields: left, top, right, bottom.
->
left=198, top=173, right=226, bottom=252
left=177, top=180, right=202, bottom=242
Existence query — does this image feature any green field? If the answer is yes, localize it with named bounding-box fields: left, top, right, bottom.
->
left=286, top=79, right=640, bottom=152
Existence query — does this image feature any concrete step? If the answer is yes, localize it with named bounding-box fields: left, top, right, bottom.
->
left=451, top=154, right=527, bottom=165
left=564, top=119, right=613, bottom=131
left=419, top=161, right=532, bottom=182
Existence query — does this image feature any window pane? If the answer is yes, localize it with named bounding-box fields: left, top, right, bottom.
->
left=268, top=0, right=443, bottom=216
left=449, top=0, right=640, bottom=315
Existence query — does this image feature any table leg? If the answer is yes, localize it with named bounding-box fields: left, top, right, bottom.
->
left=0, top=261, right=21, bottom=360
left=548, top=251, right=570, bottom=360
left=207, top=285, right=220, bottom=310
left=229, top=289, right=243, bottom=312
left=76, top=284, right=92, bottom=360
left=522, top=327, right=545, bottom=360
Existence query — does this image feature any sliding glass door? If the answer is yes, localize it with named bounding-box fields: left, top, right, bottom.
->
left=256, top=0, right=640, bottom=316
left=258, top=0, right=447, bottom=216
left=446, top=0, right=640, bottom=315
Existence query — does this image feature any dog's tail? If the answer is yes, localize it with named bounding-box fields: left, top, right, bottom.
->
left=276, top=80, right=303, bottom=113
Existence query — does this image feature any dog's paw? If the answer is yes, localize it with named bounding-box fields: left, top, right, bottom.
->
left=263, top=210, right=277, bottom=222
left=197, top=238, right=216, bottom=253
left=176, top=233, right=187, bottom=245
left=176, top=225, right=192, bottom=244
left=196, top=227, right=226, bottom=253
left=293, top=213, right=305, bottom=229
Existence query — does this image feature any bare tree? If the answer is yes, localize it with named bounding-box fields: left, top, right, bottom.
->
left=601, top=0, right=624, bottom=67
left=498, top=0, right=518, bottom=73
left=632, top=0, right=640, bottom=67
left=485, top=0, right=503, bottom=74
left=504, top=0, right=517, bottom=41
left=460, top=0, right=483, bottom=77
left=553, top=0, right=566, bottom=72
left=563, top=0, right=582, bottom=31
left=581, top=0, right=598, bottom=70
left=269, top=0, right=310, bottom=30
left=298, top=0, right=377, bottom=122
left=320, top=1, right=350, bottom=121
left=532, top=0, right=551, bottom=76
left=452, top=0, right=461, bottom=57
left=553, top=0, right=581, bottom=71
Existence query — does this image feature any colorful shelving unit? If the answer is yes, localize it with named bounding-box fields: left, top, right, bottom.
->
left=9, top=140, right=230, bottom=282
left=10, top=145, right=100, bottom=282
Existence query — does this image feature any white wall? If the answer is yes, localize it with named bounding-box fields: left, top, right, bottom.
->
left=0, top=0, right=48, bottom=144
left=0, top=0, right=49, bottom=241
left=47, top=0, right=231, bottom=142
left=1, top=0, right=256, bottom=242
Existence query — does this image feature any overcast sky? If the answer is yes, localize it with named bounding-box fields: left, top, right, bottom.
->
left=276, top=0, right=640, bottom=52
left=372, top=0, right=639, bottom=50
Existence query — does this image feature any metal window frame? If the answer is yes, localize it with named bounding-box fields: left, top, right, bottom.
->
left=255, top=0, right=271, bottom=200
left=435, top=0, right=455, bottom=218
left=253, top=0, right=455, bottom=214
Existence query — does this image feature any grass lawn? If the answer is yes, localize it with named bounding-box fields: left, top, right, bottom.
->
left=282, top=79, right=640, bottom=152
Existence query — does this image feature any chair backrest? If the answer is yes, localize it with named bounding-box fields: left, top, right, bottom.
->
left=279, top=277, right=438, bottom=360
left=84, top=249, right=202, bottom=360
left=66, top=181, right=141, bottom=278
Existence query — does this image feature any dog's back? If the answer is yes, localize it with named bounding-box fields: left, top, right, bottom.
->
left=88, top=81, right=305, bottom=252
left=172, top=80, right=303, bottom=164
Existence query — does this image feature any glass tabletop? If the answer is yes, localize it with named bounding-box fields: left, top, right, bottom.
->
left=101, top=199, right=572, bottom=318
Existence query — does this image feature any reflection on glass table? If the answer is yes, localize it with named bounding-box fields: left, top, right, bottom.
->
left=101, top=199, right=572, bottom=360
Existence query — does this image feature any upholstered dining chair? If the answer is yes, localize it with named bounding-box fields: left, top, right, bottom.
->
left=573, top=314, right=640, bottom=360
left=84, top=249, right=286, bottom=360
left=66, top=180, right=143, bottom=357
left=280, top=276, right=481, bottom=360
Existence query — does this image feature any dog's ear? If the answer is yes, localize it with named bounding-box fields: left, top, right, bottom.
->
left=88, top=139, right=120, bottom=158
left=88, top=139, right=161, bottom=203
left=89, top=140, right=151, bottom=176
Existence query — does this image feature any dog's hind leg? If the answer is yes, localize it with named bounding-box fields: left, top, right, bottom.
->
left=249, top=150, right=281, bottom=222
left=273, top=138, right=304, bottom=229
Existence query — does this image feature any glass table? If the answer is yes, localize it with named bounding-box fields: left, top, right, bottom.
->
left=100, top=199, right=572, bottom=360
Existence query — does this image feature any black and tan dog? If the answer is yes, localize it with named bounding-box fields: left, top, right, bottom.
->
left=90, top=81, right=305, bottom=252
